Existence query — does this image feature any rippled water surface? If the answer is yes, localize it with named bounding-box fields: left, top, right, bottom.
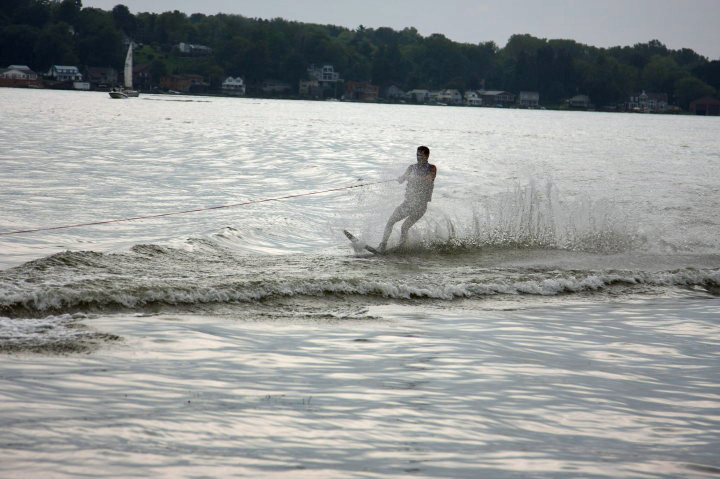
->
left=1, top=89, right=719, bottom=477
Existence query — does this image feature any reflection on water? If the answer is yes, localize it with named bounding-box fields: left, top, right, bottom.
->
left=2, top=298, right=718, bottom=478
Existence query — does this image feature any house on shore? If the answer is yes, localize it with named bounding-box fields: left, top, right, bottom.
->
left=305, top=64, right=342, bottom=97
left=299, top=79, right=323, bottom=98
left=160, top=74, right=206, bottom=93
left=406, top=89, right=431, bottom=103
left=307, top=64, right=341, bottom=84
left=689, top=96, right=720, bottom=116
left=177, top=42, right=213, bottom=56
left=627, top=91, right=668, bottom=113
left=345, top=81, right=379, bottom=102
left=46, top=65, right=89, bottom=90
left=1, top=65, right=38, bottom=80
left=567, top=94, right=591, bottom=110
left=436, top=89, right=463, bottom=105
left=84, top=67, right=118, bottom=89
left=222, top=76, right=246, bottom=96
left=477, top=90, right=516, bottom=107
left=385, top=85, right=406, bottom=102
left=464, top=91, right=483, bottom=106
left=47, top=65, right=83, bottom=82
left=518, top=91, right=540, bottom=108
left=0, top=65, right=42, bottom=88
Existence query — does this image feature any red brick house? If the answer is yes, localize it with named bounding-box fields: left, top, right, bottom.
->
left=345, top=81, right=379, bottom=102
left=160, top=74, right=205, bottom=93
left=689, top=96, right=720, bottom=116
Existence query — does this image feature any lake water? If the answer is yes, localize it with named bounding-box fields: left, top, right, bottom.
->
left=1, top=88, right=719, bottom=478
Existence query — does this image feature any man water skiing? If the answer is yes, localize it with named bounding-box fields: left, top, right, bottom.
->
left=378, top=146, right=436, bottom=252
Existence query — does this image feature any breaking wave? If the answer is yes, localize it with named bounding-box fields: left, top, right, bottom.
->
left=1, top=248, right=718, bottom=318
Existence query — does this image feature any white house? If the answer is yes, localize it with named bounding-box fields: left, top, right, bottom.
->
left=385, top=85, right=406, bottom=101
left=428, top=90, right=442, bottom=103
left=177, top=42, right=213, bottom=56
left=407, top=89, right=430, bottom=103
left=436, top=89, right=463, bottom=105
left=518, top=91, right=540, bottom=108
left=406, top=89, right=431, bottom=103
left=567, top=94, right=591, bottom=109
left=627, top=90, right=668, bottom=112
left=464, top=90, right=483, bottom=106
left=221, top=76, right=246, bottom=95
left=0, top=65, right=38, bottom=80
left=308, top=64, right=341, bottom=84
left=47, top=65, right=83, bottom=81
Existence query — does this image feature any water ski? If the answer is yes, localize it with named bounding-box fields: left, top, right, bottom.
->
left=343, top=230, right=382, bottom=255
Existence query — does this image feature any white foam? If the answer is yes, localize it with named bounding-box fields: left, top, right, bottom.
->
left=3, top=268, right=718, bottom=320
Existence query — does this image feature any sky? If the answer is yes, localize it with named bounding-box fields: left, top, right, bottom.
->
left=82, top=0, right=720, bottom=60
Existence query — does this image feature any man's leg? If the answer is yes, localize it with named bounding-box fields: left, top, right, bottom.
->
left=398, top=203, right=428, bottom=246
left=379, top=204, right=409, bottom=251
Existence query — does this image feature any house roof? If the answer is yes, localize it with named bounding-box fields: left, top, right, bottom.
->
left=3, top=65, right=36, bottom=74
left=690, top=96, right=720, bottom=106
left=50, top=65, right=81, bottom=73
left=634, top=91, right=668, bottom=101
left=478, top=90, right=514, bottom=96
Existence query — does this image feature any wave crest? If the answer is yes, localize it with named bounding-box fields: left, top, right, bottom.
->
left=2, top=264, right=718, bottom=318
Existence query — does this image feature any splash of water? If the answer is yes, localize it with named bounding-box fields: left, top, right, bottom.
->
left=424, top=179, right=642, bottom=253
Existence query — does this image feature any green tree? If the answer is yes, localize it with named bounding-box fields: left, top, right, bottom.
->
left=53, top=0, right=81, bottom=27
left=511, top=50, right=535, bottom=91
left=156, top=10, right=189, bottom=46
left=503, top=33, right=546, bottom=59
left=642, top=55, right=684, bottom=94
left=9, top=0, right=52, bottom=28
left=111, top=4, right=135, bottom=36
left=674, top=76, right=716, bottom=110
left=133, top=12, right=158, bottom=45
left=34, top=21, right=78, bottom=69
left=462, top=41, right=498, bottom=90
left=75, top=7, right=123, bottom=67
left=693, top=60, right=720, bottom=91
left=0, top=24, right=41, bottom=67
left=77, top=23, right=122, bottom=66
left=574, top=54, right=636, bottom=106
left=418, top=33, right=470, bottom=89
left=217, top=35, right=252, bottom=77
left=149, top=57, right=167, bottom=84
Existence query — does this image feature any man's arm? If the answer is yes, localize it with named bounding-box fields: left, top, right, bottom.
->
left=397, top=165, right=413, bottom=183
left=420, top=165, right=437, bottom=181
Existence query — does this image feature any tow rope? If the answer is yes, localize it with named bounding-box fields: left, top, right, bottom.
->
left=0, top=180, right=392, bottom=236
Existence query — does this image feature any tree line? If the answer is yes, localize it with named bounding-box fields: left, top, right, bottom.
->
left=2, top=0, right=719, bottom=108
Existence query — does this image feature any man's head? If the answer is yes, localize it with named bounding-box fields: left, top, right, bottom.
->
left=416, top=146, right=430, bottom=164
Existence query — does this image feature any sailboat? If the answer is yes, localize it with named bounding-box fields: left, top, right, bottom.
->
left=109, top=43, right=139, bottom=99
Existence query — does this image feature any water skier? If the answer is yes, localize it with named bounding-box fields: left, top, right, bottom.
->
left=378, top=146, right=437, bottom=252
